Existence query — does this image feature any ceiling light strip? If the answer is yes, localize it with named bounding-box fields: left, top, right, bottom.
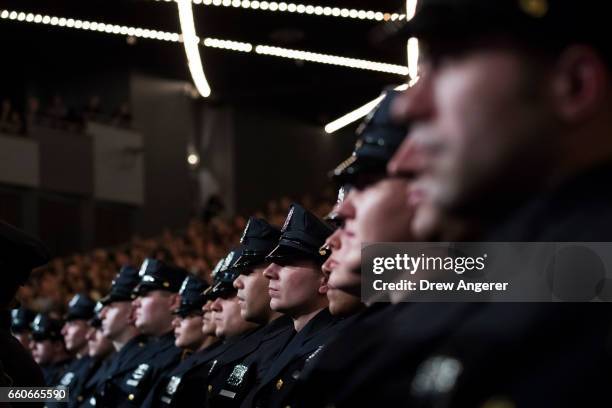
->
left=177, top=0, right=211, bottom=97
left=155, top=0, right=405, bottom=22
left=254, top=45, right=408, bottom=76
left=0, top=9, right=405, bottom=76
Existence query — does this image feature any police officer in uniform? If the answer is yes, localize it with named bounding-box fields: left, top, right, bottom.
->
left=151, top=250, right=257, bottom=408
left=207, top=218, right=295, bottom=408
left=386, top=0, right=612, bottom=406
left=0, top=221, right=49, bottom=407
left=243, top=203, right=337, bottom=408
left=76, top=303, right=115, bottom=407
left=319, top=186, right=365, bottom=318
left=142, top=274, right=211, bottom=407
left=99, top=259, right=186, bottom=407
left=90, top=265, right=149, bottom=408
left=49, top=293, right=98, bottom=407
left=30, top=314, right=72, bottom=386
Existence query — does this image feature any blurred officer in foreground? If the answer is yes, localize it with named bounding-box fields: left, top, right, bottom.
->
left=243, top=203, right=336, bottom=408
left=11, top=306, right=36, bottom=350
left=103, top=258, right=186, bottom=407
left=49, top=293, right=97, bottom=407
left=91, top=265, right=148, bottom=408
left=0, top=221, right=49, bottom=407
left=387, top=0, right=612, bottom=406
left=207, top=218, right=294, bottom=407
left=30, top=313, right=72, bottom=386
left=150, top=251, right=255, bottom=407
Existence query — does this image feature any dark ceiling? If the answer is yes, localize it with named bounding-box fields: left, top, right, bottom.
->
left=0, top=0, right=409, bottom=125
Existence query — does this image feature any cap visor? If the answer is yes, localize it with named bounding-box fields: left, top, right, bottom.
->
left=265, top=242, right=318, bottom=263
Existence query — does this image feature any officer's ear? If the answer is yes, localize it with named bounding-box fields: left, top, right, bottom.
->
left=168, top=293, right=181, bottom=310
left=318, top=269, right=329, bottom=295
left=549, top=44, right=610, bottom=123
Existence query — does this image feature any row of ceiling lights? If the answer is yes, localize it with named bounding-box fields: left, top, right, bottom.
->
left=0, top=9, right=408, bottom=77
left=155, top=0, right=405, bottom=22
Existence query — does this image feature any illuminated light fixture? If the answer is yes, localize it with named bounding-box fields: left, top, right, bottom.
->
left=187, top=153, right=200, bottom=165
left=203, top=37, right=252, bottom=52
left=177, top=0, right=212, bottom=97
left=254, top=45, right=408, bottom=76
left=0, top=9, right=182, bottom=44
left=406, top=0, right=418, bottom=20
left=324, top=1, right=420, bottom=134
left=1, top=9, right=406, bottom=77
left=153, top=0, right=400, bottom=22
left=407, top=37, right=419, bottom=81
left=324, top=83, right=410, bottom=134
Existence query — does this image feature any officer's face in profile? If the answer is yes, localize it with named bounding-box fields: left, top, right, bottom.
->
left=201, top=300, right=217, bottom=336
left=172, top=314, right=206, bottom=350
left=233, top=265, right=273, bottom=324
left=61, top=319, right=90, bottom=354
left=86, top=327, right=114, bottom=358
left=323, top=230, right=363, bottom=317
left=391, top=39, right=557, bottom=214
left=336, top=176, right=414, bottom=276
left=100, top=301, right=134, bottom=340
left=211, top=294, right=256, bottom=338
left=263, top=260, right=328, bottom=317
left=132, top=290, right=180, bottom=336
left=30, top=339, right=61, bottom=365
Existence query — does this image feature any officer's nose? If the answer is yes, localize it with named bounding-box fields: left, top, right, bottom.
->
left=203, top=299, right=214, bottom=313
left=263, top=263, right=280, bottom=280
left=211, top=298, right=223, bottom=312
left=233, top=275, right=245, bottom=290
left=99, top=306, right=108, bottom=320
left=132, top=297, right=141, bottom=309
left=171, top=316, right=181, bottom=328
left=326, top=229, right=342, bottom=251
left=61, top=323, right=68, bottom=337
left=335, top=190, right=357, bottom=222
left=390, top=70, right=434, bottom=128
left=387, top=136, right=422, bottom=179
